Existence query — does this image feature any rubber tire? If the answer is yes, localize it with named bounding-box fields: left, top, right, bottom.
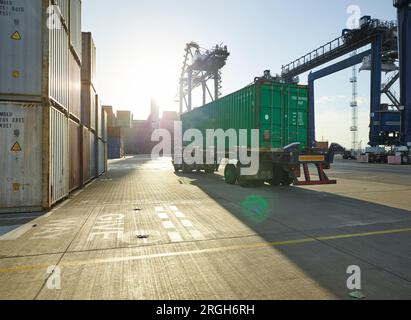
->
left=224, top=164, right=237, bottom=185
left=402, top=155, right=410, bottom=165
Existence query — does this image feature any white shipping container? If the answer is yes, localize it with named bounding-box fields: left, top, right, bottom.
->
left=69, top=0, right=82, bottom=61
left=0, top=102, right=43, bottom=212
left=53, top=0, right=69, bottom=26
left=0, top=0, right=74, bottom=109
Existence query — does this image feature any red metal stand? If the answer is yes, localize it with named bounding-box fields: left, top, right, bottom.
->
left=295, top=163, right=337, bottom=186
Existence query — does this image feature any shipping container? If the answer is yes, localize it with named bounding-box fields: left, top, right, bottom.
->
left=69, top=119, right=81, bottom=191
left=103, top=106, right=116, bottom=127
left=82, top=125, right=91, bottom=183
left=116, top=110, right=133, bottom=128
left=69, top=0, right=82, bottom=62
left=181, top=80, right=309, bottom=151
left=69, top=50, right=81, bottom=120
left=108, top=126, right=122, bottom=138
left=49, top=106, right=69, bottom=204
left=81, top=83, right=96, bottom=130
left=81, top=32, right=96, bottom=88
left=98, top=138, right=107, bottom=175
left=0, top=102, right=43, bottom=212
left=53, top=0, right=69, bottom=26
left=90, top=131, right=97, bottom=178
left=0, top=103, right=72, bottom=212
left=96, top=95, right=102, bottom=138
left=0, top=0, right=71, bottom=109
left=102, top=109, right=108, bottom=142
left=108, top=137, right=124, bottom=159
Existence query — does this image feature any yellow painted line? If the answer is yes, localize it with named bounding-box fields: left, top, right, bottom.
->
left=1, top=227, right=411, bottom=274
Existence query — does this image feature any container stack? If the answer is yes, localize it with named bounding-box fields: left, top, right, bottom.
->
left=81, top=32, right=107, bottom=183
left=0, top=1, right=106, bottom=213
left=103, top=106, right=128, bottom=159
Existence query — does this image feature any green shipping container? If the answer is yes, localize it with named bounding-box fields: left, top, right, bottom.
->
left=181, top=80, right=309, bottom=151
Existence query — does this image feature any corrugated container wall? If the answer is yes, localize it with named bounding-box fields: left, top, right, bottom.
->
left=50, top=107, right=69, bottom=204
left=102, top=109, right=108, bottom=141
left=182, top=81, right=309, bottom=151
left=82, top=126, right=90, bottom=183
left=69, top=51, right=81, bottom=120
left=69, top=0, right=82, bottom=62
left=53, top=0, right=69, bottom=26
left=98, top=138, right=106, bottom=175
left=96, top=95, right=102, bottom=138
left=81, top=84, right=96, bottom=130
left=81, top=32, right=96, bottom=88
left=90, top=132, right=97, bottom=178
left=49, top=15, right=69, bottom=109
left=69, top=119, right=81, bottom=191
left=0, top=103, right=43, bottom=212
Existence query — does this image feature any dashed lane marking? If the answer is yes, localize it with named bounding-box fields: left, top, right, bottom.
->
left=174, top=211, right=185, bottom=218
left=158, top=213, right=169, bottom=220
left=168, top=232, right=183, bottom=243
left=155, top=207, right=164, bottom=212
left=189, top=229, right=205, bottom=240
left=162, top=221, right=175, bottom=229
left=169, top=206, right=178, bottom=211
left=181, top=220, right=194, bottom=228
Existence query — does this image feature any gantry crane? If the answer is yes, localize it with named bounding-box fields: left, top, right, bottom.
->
left=179, top=42, right=230, bottom=114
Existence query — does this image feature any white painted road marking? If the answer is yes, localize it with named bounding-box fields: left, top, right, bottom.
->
left=168, top=232, right=183, bottom=242
left=181, top=220, right=193, bottom=228
left=189, top=229, right=205, bottom=240
left=158, top=213, right=169, bottom=220
left=174, top=211, right=185, bottom=218
left=162, top=221, right=175, bottom=229
left=169, top=206, right=178, bottom=211
left=155, top=207, right=164, bottom=212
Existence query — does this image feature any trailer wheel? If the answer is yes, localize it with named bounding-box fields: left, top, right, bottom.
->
left=402, top=154, right=410, bottom=165
left=252, top=180, right=265, bottom=187
left=224, top=164, right=237, bottom=184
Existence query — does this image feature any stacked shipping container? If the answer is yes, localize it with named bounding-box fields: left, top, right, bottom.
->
left=0, top=0, right=107, bottom=213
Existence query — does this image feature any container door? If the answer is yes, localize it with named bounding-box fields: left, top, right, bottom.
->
left=284, top=86, right=309, bottom=150
left=0, top=103, right=43, bottom=211
left=260, top=83, right=283, bottom=150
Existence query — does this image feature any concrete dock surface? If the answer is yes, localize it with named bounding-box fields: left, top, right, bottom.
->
left=1, top=156, right=411, bottom=300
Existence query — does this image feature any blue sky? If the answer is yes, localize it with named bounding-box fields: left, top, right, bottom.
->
left=82, top=0, right=398, bottom=148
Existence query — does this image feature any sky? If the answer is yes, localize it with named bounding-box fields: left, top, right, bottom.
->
left=82, top=0, right=398, bottom=149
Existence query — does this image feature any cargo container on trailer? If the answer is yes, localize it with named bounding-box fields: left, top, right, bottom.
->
left=176, top=78, right=336, bottom=187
